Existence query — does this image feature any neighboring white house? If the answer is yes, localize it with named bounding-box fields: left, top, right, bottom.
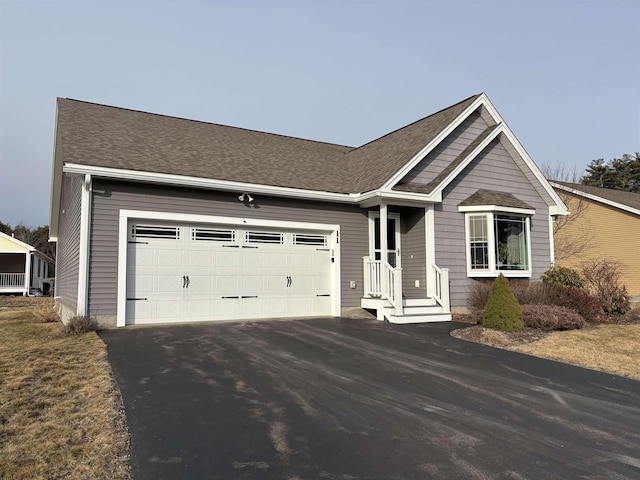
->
left=0, top=231, right=53, bottom=295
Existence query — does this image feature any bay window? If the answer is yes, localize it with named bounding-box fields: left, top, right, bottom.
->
left=463, top=211, right=532, bottom=277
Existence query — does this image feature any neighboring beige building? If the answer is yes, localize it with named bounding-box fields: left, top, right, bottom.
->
left=0, top=232, right=52, bottom=295
left=551, top=182, right=640, bottom=301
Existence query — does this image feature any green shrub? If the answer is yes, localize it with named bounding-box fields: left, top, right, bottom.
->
left=542, top=266, right=586, bottom=289
left=483, top=274, right=523, bottom=332
left=521, top=304, right=586, bottom=331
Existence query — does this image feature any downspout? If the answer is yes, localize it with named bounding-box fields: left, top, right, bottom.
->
left=77, top=174, right=92, bottom=316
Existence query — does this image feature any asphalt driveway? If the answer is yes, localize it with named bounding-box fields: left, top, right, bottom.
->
left=100, top=318, right=640, bottom=480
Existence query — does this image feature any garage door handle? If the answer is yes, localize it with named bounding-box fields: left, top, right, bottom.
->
left=241, top=296, right=258, bottom=299
left=286, top=276, right=291, bottom=287
left=316, top=294, right=330, bottom=297
left=183, top=276, right=190, bottom=288
left=222, top=296, right=240, bottom=299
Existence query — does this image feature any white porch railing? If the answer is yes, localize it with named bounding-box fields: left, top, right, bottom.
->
left=432, top=264, right=450, bottom=312
left=0, top=273, right=25, bottom=287
left=363, top=257, right=403, bottom=315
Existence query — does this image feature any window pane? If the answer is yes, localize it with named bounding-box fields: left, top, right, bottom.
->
left=469, top=215, right=489, bottom=269
left=495, top=215, right=528, bottom=270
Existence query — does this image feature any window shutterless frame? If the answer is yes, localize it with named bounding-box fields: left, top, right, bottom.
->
left=463, top=212, right=532, bottom=277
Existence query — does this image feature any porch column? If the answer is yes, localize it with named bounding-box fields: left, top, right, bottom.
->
left=380, top=203, right=388, bottom=265
left=24, top=252, right=32, bottom=295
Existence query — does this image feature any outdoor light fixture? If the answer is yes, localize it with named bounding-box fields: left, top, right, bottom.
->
left=238, top=193, right=254, bottom=203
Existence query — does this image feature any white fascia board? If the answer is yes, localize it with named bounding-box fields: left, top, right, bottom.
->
left=480, top=96, right=569, bottom=216
left=458, top=205, right=536, bottom=215
left=550, top=182, right=640, bottom=217
left=381, top=95, right=487, bottom=189
left=358, top=190, right=439, bottom=209
left=429, top=125, right=504, bottom=197
left=63, top=163, right=359, bottom=204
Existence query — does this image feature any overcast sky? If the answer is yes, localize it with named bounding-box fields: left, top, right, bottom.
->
left=0, top=0, right=638, bottom=228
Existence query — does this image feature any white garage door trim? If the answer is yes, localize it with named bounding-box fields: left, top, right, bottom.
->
left=116, top=209, right=341, bottom=327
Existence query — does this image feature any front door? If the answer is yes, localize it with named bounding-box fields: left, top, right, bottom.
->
left=371, top=213, right=401, bottom=268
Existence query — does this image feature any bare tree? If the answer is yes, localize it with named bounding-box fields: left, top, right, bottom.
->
left=540, top=163, right=594, bottom=262
left=551, top=190, right=594, bottom=262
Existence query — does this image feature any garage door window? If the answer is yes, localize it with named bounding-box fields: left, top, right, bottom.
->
left=293, top=234, right=327, bottom=246
left=246, top=231, right=284, bottom=245
left=132, top=225, right=180, bottom=240
left=191, top=227, right=235, bottom=243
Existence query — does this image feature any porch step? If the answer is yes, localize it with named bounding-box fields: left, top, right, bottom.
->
left=383, top=303, right=451, bottom=324
left=361, top=296, right=452, bottom=323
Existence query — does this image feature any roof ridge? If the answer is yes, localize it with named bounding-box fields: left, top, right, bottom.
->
left=59, top=98, right=354, bottom=150
left=346, top=93, right=482, bottom=153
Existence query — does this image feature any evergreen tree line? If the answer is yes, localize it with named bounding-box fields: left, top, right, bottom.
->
left=581, top=152, right=640, bottom=192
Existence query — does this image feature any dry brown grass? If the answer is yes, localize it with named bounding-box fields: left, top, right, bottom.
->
left=0, top=299, right=131, bottom=480
left=511, top=325, right=640, bottom=380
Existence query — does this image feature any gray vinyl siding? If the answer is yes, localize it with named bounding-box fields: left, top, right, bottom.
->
left=402, top=111, right=489, bottom=185
left=434, top=135, right=552, bottom=307
left=55, top=174, right=83, bottom=312
left=88, top=180, right=369, bottom=316
left=400, top=208, right=427, bottom=298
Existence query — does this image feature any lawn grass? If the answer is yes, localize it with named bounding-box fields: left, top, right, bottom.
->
left=0, top=297, right=131, bottom=480
left=511, top=324, right=640, bottom=380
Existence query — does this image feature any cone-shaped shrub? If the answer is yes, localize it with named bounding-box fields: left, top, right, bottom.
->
left=483, top=274, right=523, bottom=332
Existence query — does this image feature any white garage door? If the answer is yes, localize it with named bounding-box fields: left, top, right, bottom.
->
left=125, top=222, right=333, bottom=325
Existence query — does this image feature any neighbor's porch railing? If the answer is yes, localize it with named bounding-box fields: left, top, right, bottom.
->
left=0, top=273, right=25, bottom=287
left=363, top=257, right=403, bottom=315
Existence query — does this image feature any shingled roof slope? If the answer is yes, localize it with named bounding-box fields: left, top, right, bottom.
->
left=553, top=182, right=640, bottom=212
left=345, top=94, right=481, bottom=192
left=393, top=123, right=500, bottom=194
left=56, top=99, right=355, bottom=193
left=56, top=95, right=482, bottom=194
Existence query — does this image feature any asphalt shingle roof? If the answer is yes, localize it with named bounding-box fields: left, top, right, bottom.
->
left=56, top=94, right=481, bottom=194
left=459, top=189, right=534, bottom=210
left=552, top=182, right=640, bottom=212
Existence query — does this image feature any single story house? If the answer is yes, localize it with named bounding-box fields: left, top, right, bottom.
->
left=49, top=93, right=568, bottom=327
left=0, top=232, right=52, bottom=296
left=551, top=181, right=640, bottom=302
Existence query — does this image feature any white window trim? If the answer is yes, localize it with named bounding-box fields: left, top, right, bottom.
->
left=463, top=212, right=532, bottom=278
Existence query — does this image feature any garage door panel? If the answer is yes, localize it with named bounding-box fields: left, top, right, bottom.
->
left=242, top=251, right=265, bottom=268
left=129, top=248, right=154, bottom=268
left=126, top=221, right=334, bottom=325
left=266, top=253, right=287, bottom=268
left=265, top=276, right=286, bottom=291
left=188, top=250, right=212, bottom=267
left=156, top=275, right=183, bottom=293
left=187, top=300, right=212, bottom=317
left=241, top=297, right=263, bottom=315
left=215, top=250, right=239, bottom=267
left=130, top=274, right=154, bottom=296
left=155, top=300, right=182, bottom=319
left=264, top=297, right=288, bottom=315
left=187, top=275, right=212, bottom=292
left=215, top=298, right=241, bottom=316
left=157, top=249, right=182, bottom=267
left=243, top=276, right=264, bottom=292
